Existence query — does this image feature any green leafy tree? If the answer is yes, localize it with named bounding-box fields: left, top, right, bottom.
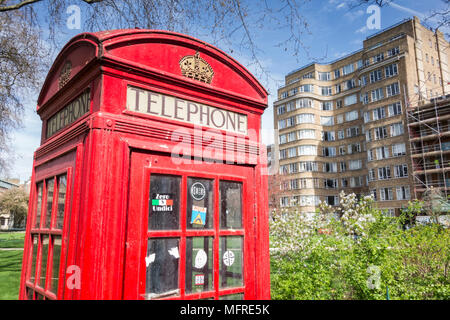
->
left=0, top=187, right=29, bottom=228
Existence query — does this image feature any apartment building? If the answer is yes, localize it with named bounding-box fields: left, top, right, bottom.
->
left=273, top=16, right=450, bottom=216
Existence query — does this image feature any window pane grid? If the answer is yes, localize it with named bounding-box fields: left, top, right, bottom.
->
left=27, top=172, right=68, bottom=300
left=146, top=173, right=245, bottom=300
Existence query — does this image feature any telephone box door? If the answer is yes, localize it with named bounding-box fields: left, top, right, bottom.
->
left=123, top=150, right=256, bottom=300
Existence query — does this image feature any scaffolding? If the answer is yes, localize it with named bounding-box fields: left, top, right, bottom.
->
left=406, top=93, right=450, bottom=200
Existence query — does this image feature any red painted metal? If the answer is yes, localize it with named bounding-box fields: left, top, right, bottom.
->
left=19, top=30, right=269, bottom=300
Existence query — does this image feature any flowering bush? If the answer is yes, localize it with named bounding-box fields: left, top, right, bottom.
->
left=270, top=192, right=450, bottom=300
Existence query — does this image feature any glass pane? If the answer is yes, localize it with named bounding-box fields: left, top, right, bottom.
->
left=56, top=175, right=67, bottom=229
left=220, top=181, right=243, bottom=229
left=26, top=288, right=34, bottom=300
left=35, top=183, right=43, bottom=228
left=185, top=237, right=213, bottom=294
left=187, top=178, right=214, bottom=229
left=219, top=293, right=244, bottom=300
left=149, top=175, right=181, bottom=230
left=39, top=235, right=49, bottom=287
left=51, top=237, right=62, bottom=293
left=44, top=179, right=54, bottom=229
left=145, top=238, right=180, bottom=299
left=219, top=236, right=243, bottom=289
left=29, top=235, right=38, bottom=283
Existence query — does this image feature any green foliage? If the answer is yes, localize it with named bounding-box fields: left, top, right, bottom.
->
left=270, top=192, right=450, bottom=300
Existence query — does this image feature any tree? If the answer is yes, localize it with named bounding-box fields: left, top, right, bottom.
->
left=0, top=187, right=29, bottom=228
left=0, top=8, right=50, bottom=175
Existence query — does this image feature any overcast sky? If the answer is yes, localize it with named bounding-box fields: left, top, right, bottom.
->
left=7, top=0, right=449, bottom=183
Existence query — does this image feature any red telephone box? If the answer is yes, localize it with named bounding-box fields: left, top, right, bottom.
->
left=18, top=30, right=270, bottom=300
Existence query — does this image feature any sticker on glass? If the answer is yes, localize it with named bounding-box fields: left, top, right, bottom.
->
left=194, top=274, right=205, bottom=286
left=151, top=193, right=173, bottom=212
left=145, top=253, right=155, bottom=267
left=168, top=246, right=179, bottom=259
left=223, top=250, right=235, bottom=267
left=190, top=206, right=207, bottom=226
left=190, top=182, right=206, bottom=201
left=194, top=249, right=208, bottom=269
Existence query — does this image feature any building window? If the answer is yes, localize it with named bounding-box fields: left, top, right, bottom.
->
left=318, top=72, right=331, bottom=81
left=396, top=186, right=410, bottom=200
left=297, top=98, right=313, bottom=109
left=374, top=126, right=388, bottom=140
left=342, top=63, right=354, bottom=75
left=278, top=119, right=286, bottom=129
left=324, top=179, right=338, bottom=189
left=346, top=126, right=359, bottom=138
left=320, top=101, right=333, bottom=111
left=299, top=161, right=318, bottom=172
left=300, top=84, right=314, bottom=93
left=321, top=86, right=332, bottom=96
left=370, top=69, right=383, bottom=83
left=322, top=147, right=336, bottom=157
left=392, top=143, right=406, bottom=157
left=336, top=100, right=343, bottom=109
left=345, top=110, right=359, bottom=122
left=302, top=72, right=314, bottom=79
left=334, top=69, right=341, bottom=79
left=277, top=105, right=286, bottom=115
left=370, top=189, right=378, bottom=201
left=375, top=146, right=390, bottom=160
left=390, top=122, right=404, bottom=137
left=372, top=106, right=386, bottom=121
left=337, top=130, right=345, bottom=140
left=394, top=164, right=408, bottom=178
left=373, top=52, right=384, bottom=63
left=344, top=94, right=358, bottom=106
left=325, top=195, right=339, bottom=206
left=379, top=188, right=393, bottom=201
left=323, top=162, right=338, bottom=173
left=298, top=129, right=315, bottom=140
left=322, top=131, right=336, bottom=141
left=377, top=166, right=391, bottom=180
left=298, top=145, right=317, bottom=156
left=320, top=116, right=334, bottom=126
left=371, top=87, right=384, bottom=102
left=388, top=102, right=402, bottom=117
left=385, top=63, right=398, bottom=78
left=387, top=46, right=400, bottom=57
left=349, top=160, right=363, bottom=170
left=297, top=113, right=315, bottom=124
left=386, top=82, right=400, bottom=97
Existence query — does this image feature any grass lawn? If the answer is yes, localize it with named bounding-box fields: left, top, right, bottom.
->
left=0, top=250, right=23, bottom=300
left=0, top=231, right=25, bottom=248
left=0, top=232, right=25, bottom=300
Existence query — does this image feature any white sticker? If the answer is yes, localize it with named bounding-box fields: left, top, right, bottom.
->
left=145, top=253, right=155, bottom=267
left=168, top=246, right=180, bottom=259
left=223, top=250, right=235, bottom=267
left=194, top=249, right=208, bottom=269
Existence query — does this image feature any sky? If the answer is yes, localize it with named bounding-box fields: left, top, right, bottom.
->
left=6, top=0, right=450, bottom=183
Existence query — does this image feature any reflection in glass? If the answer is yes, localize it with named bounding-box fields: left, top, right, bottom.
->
left=185, top=237, right=213, bottom=294
left=56, top=175, right=67, bottom=229
left=219, top=236, right=243, bottom=289
left=149, top=175, right=180, bottom=230
left=35, top=183, right=43, bottom=228
left=220, top=293, right=244, bottom=300
left=187, top=178, right=214, bottom=229
left=29, top=236, right=38, bottom=282
left=145, top=238, right=179, bottom=298
left=220, top=181, right=243, bottom=229
left=45, top=179, right=54, bottom=229
left=39, top=235, right=49, bottom=287
left=51, top=237, right=62, bottom=293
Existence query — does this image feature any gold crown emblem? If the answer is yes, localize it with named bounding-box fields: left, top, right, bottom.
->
left=179, top=51, right=214, bottom=84
left=59, top=60, right=72, bottom=89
